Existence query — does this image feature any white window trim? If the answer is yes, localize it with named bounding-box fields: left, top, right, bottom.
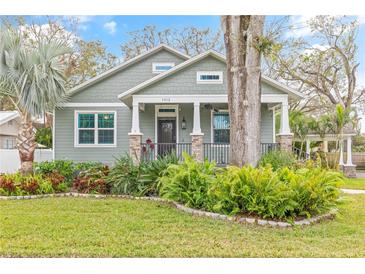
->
left=74, top=110, right=117, bottom=148
left=154, top=105, right=179, bottom=144
left=210, top=109, right=230, bottom=143
left=152, top=62, right=175, bottom=74
left=197, top=71, right=223, bottom=84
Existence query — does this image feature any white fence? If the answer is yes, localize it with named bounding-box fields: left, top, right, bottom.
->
left=0, top=149, right=53, bottom=173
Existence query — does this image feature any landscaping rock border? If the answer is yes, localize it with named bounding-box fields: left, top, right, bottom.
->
left=0, top=192, right=337, bottom=228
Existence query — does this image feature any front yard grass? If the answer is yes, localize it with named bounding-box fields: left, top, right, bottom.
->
left=342, top=178, right=365, bottom=190
left=1, top=195, right=364, bottom=257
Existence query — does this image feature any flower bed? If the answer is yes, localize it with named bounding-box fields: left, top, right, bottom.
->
left=0, top=154, right=344, bottom=225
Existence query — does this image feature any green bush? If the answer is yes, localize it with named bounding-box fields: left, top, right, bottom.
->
left=209, top=165, right=342, bottom=220
left=34, top=160, right=104, bottom=186
left=158, top=153, right=216, bottom=209
left=107, top=153, right=178, bottom=196
left=34, top=160, right=75, bottom=184
left=35, top=127, right=52, bottom=148
left=258, top=150, right=296, bottom=170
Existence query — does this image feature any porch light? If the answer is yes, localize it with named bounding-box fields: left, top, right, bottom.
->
left=181, top=116, right=187, bottom=130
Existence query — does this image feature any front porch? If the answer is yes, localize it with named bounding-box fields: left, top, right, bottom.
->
left=127, top=94, right=293, bottom=164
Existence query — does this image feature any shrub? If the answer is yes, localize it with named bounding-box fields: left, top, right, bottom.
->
left=258, top=150, right=296, bottom=170
left=34, top=160, right=104, bottom=186
left=107, top=153, right=179, bottom=196
left=209, top=165, right=342, bottom=220
left=34, top=160, right=75, bottom=184
left=72, top=164, right=110, bottom=194
left=158, top=153, right=216, bottom=209
left=0, top=173, right=55, bottom=196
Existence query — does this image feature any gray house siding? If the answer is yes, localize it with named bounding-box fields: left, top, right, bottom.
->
left=70, top=50, right=187, bottom=103
left=54, top=107, right=131, bottom=165
left=134, top=56, right=285, bottom=96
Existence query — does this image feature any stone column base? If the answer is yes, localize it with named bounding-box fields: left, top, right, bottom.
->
left=343, top=165, right=357, bottom=178
left=191, top=133, right=204, bottom=162
left=128, top=133, right=143, bottom=165
left=276, top=134, right=293, bottom=153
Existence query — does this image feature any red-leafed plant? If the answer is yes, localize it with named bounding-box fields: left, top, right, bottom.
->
left=72, top=164, right=110, bottom=194
left=0, top=175, right=16, bottom=194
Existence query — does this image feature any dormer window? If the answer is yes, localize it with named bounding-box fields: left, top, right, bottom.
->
left=197, top=71, right=223, bottom=84
left=152, top=62, right=175, bottom=73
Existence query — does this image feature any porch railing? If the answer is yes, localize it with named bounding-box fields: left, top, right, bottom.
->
left=140, top=142, right=279, bottom=165
left=203, top=143, right=280, bottom=166
left=140, top=142, right=192, bottom=162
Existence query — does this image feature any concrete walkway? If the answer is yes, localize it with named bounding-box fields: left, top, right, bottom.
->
left=341, top=188, right=365, bottom=194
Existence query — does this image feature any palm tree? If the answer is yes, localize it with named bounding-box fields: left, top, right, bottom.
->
left=0, top=27, right=71, bottom=174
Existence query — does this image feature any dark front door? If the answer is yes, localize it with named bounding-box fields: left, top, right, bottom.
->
left=157, top=118, right=176, bottom=156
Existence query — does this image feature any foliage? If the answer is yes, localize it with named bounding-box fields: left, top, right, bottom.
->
left=158, top=153, right=216, bottom=209
left=0, top=173, right=56, bottom=196
left=107, top=153, right=178, bottom=196
left=72, top=165, right=110, bottom=194
left=258, top=150, right=296, bottom=171
left=120, top=25, right=223, bottom=59
left=265, top=16, right=364, bottom=114
left=208, top=165, right=342, bottom=220
left=0, top=25, right=71, bottom=174
left=35, top=127, right=52, bottom=148
left=34, top=160, right=104, bottom=186
left=34, top=160, right=75, bottom=184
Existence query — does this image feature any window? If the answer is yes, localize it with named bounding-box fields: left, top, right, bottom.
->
left=3, top=138, right=16, bottom=149
left=75, top=111, right=116, bottom=147
left=213, top=111, right=230, bottom=143
left=152, top=62, right=175, bottom=73
left=197, top=71, right=223, bottom=84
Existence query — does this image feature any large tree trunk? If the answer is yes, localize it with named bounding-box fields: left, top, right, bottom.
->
left=221, top=15, right=265, bottom=167
left=17, top=114, right=36, bottom=175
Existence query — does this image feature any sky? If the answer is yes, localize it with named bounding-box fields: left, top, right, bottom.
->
left=4, top=15, right=365, bottom=131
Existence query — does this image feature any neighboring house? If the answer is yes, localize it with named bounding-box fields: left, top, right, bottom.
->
left=0, top=111, right=20, bottom=149
left=54, top=44, right=305, bottom=165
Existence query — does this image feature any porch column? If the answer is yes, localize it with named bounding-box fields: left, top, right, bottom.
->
left=339, top=140, right=344, bottom=166
left=306, top=139, right=311, bottom=160
left=129, top=102, right=143, bottom=164
left=277, top=99, right=293, bottom=152
left=343, top=135, right=356, bottom=178
left=190, top=101, right=204, bottom=162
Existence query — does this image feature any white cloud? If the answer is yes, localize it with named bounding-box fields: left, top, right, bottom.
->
left=303, top=43, right=330, bottom=55
left=286, top=15, right=315, bottom=38
left=103, top=21, right=117, bottom=34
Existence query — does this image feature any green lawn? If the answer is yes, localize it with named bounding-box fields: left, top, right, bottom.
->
left=342, top=178, right=365, bottom=190
left=1, top=195, right=364, bottom=257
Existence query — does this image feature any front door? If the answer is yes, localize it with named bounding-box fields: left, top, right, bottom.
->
left=157, top=118, right=176, bottom=156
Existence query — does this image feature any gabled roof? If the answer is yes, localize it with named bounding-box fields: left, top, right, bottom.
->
left=0, top=111, right=19, bottom=126
left=118, top=49, right=305, bottom=101
left=68, top=44, right=190, bottom=96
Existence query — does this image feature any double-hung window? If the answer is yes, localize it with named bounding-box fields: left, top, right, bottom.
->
left=75, top=111, right=116, bottom=147
left=213, top=111, right=230, bottom=143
